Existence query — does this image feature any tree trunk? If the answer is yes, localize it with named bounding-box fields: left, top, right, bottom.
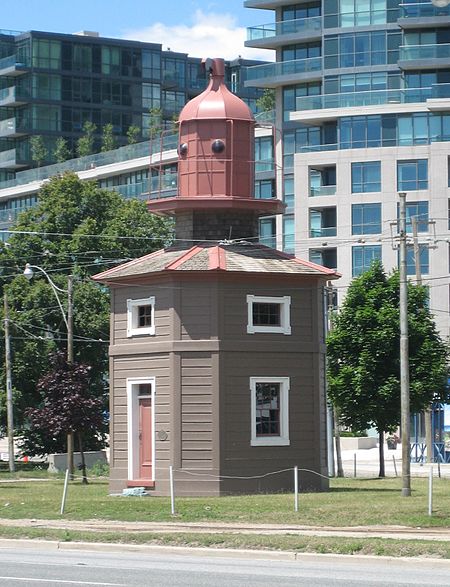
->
left=334, top=406, right=344, bottom=477
left=378, top=430, right=385, bottom=478
left=78, top=432, right=88, bottom=485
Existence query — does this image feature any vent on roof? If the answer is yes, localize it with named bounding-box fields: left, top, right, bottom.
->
left=73, top=31, right=99, bottom=37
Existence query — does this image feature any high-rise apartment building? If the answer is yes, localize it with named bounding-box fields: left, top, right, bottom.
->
left=0, top=29, right=263, bottom=180
left=244, top=0, right=450, bottom=337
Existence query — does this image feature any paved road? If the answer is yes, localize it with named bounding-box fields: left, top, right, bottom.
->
left=0, top=544, right=450, bottom=586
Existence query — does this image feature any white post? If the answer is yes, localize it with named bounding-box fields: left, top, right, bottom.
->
left=428, top=466, right=433, bottom=517
left=392, top=455, right=398, bottom=477
left=60, top=469, right=70, bottom=515
left=169, top=465, right=175, bottom=516
left=353, top=453, right=357, bottom=478
left=294, top=466, right=298, bottom=512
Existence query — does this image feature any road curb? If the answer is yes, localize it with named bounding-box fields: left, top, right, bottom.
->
left=2, top=538, right=450, bottom=566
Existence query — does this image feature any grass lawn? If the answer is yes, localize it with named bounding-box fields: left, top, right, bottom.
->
left=0, top=471, right=449, bottom=528
left=2, top=469, right=450, bottom=557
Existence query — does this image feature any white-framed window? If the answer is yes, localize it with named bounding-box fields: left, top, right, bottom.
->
left=246, top=295, right=291, bottom=334
left=127, top=297, right=155, bottom=337
left=250, top=377, right=290, bottom=446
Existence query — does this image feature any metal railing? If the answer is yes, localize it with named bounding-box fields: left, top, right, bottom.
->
left=309, top=226, right=337, bottom=238
left=399, top=43, right=450, bottom=61
left=310, top=185, right=336, bottom=197
left=399, top=2, right=450, bottom=19
left=246, top=57, right=322, bottom=82
left=247, top=16, right=321, bottom=41
left=296, top=87, right=432, bottom=111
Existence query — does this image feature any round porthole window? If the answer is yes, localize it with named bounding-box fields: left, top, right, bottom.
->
left=211, top=139, right=225, bottom=153
left=178, top=143, right=188, bottom=155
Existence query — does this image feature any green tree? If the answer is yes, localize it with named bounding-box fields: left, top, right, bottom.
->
left=126, top=124, right=141, bottom=145
left=256, top=89, right=275, bottom=113
left=76, top=121, right=97, bottom=158
left=101, top=123, right=117, bottom=153
left=30, top=135, right=48, bottom=169
left=53, top=137, right=71, bottom=163
left=327, top=261, right=449, bottom=477
left=148, top=107, right=162, bottom=139
left=0, top=172, right=171, bottom=453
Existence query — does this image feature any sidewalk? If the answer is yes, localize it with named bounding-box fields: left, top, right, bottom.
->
left=1, top=517, right=450, bottom=543
left=340, top=445, right=450, bottom=478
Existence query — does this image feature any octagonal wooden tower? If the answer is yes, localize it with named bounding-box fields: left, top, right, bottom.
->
left=93, top=58, right=339, bottom=496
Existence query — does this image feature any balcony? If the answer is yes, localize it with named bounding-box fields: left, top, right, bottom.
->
left=398, top=44, right=450, bottom=69
left=0, top=117, right=27, bottom=138
left=246, top=16, right=322, bottom=50
left=296, top=88, right=432, bottom=112
left=0, top=54, right=28, bottom=76
left=398, top=2, right=450, bottom=28
left=0, top=86, right=29, bottom=107
left=309, top=207, right=337, bottom=238
left=310, top=185, right=336, bottom=197
left=0, top=148, right=27, bottom=169
left=244, top=0, right=294, bottom=8
left=245, top=57, right=322, bottom=88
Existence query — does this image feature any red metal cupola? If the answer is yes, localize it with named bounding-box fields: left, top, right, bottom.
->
left=147, top=58, right=284, bottom=242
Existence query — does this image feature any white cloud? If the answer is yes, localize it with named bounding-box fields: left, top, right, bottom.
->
left=121, top=9, right=273, bottom=62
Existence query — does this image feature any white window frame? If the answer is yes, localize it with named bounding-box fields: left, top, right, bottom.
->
left=246, top=295, right=291, bottom=335
left=127, top=296, right=155, bottom=337
left=126, top=377, right=156, bottom=482
left=250, top=376, right=290, bottom=447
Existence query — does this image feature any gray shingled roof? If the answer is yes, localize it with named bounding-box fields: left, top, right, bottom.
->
left=92, top=242, right=339, bottom=282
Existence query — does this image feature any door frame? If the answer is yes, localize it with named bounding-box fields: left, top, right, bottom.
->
left=126, top=377, right=155, bottom=482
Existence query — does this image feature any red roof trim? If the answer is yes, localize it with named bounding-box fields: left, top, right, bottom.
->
left=91, top=248, right=165, bottom=280
left=208, top=246, right=227, bottom=270
left=164, top=245, right=203, bottom=270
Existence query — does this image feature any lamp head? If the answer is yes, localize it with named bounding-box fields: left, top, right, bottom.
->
left=432, top=0, right=450, bottom=7
left=23, top=263, right=34, bottom=280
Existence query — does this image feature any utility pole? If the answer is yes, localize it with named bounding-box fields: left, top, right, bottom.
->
left=325, top=285, right=335, bottom=477
left=67, top=275, right=74, bottom=479
left=399, top=192, right=411, bottom=497
left=412, top=216, right=433, bottom=464
left=4, top=293, right=14, bottom=472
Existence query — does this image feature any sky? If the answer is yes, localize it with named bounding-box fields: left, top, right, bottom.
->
left=1, top=0, right=273, bottom=61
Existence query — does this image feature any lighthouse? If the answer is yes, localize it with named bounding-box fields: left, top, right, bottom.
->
left=93, top=58, right=339, bottom=496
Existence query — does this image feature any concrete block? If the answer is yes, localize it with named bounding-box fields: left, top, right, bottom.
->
left=47, top=450, right=107, bottom=473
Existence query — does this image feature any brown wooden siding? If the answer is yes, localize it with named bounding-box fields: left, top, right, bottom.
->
left=181, top=352, right=214, bottom=469
left=110, top=353, right=171, bottom=484
left=112, top=284, right=173, bottom=345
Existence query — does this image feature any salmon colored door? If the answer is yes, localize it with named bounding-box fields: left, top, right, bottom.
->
left=139, top=397, right=152, bottom=480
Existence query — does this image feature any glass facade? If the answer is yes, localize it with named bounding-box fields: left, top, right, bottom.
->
left=352, top=245, right=382, bottom=276
left=0, top=31, right=265, bottom=176
left=351, top=161, right=381, bottom=193
left=351, top=203, right=382, bottom=235
left=397, top=159, right=428, bottom=191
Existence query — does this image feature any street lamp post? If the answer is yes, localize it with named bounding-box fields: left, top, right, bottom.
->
left=398, top=193, right=411, bottom=497
left=24, top=263, right=74, bottom=476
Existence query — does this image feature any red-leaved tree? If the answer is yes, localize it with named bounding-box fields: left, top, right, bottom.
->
left=25, top=352, right=105, bottom=483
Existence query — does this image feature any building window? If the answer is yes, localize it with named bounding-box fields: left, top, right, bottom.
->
left=351, top=161, right=381, bottom=193
left=259, top=217, right=276, bottom=249
left=352, top=203, right=381, bottom=235
left=397, top=159, right=428, bottom=191
left=250, top=377, right=290, bottom=446
left=352, top=245, right=382, bottom=276
left=406, top=245, right=429, bottom=276
left=309, top=248, right=337, bottom=269
left=127, top=297, right=155, bottom=337
left=397, top=201, right=429, bottom=233
left=247, top=295, right=291, bottom=335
